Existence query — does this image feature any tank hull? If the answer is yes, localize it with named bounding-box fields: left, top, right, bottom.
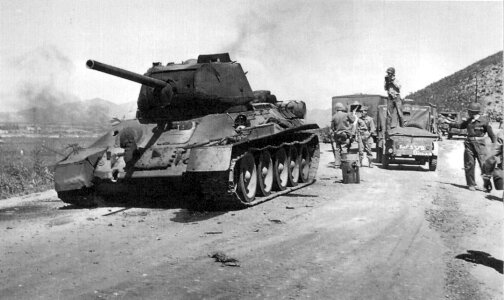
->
left=55, top=109, right=320, bottom=210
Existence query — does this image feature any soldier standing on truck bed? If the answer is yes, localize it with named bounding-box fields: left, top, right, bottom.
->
left=384, top=67, right=404, bottom=130
left=331, top=103, right=357, bottom=167
left=358, top=106, right=376, bottom=168
left=448, top=103, right=496, bottom=191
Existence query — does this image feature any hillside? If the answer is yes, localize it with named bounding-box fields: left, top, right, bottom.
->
left=407, top=51, right=503, bottom=116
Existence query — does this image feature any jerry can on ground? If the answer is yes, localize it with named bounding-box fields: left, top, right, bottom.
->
left=341, top=153, right=360, bottom=184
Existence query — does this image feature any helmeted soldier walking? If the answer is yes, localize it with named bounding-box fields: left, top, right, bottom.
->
left=358, top=106, right=376, bottom=167
left=384, top=67, right=404, bottom=130
left=449, top=103, right=496, bottom=191
left=331, top=102, right=356, bottom=167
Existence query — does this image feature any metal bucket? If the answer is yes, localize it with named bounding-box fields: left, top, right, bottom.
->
left=341, top=153, right=360, bottom=184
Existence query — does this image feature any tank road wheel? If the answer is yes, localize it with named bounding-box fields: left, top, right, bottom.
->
left=273, top=148, right=289, bottom=191
left=299, top=144, right=311, bottom=183
left=237, top=152, right=257, bottom=203
left=257, top=150, right=274, bottom=196
left=287, top=146, right=300, bottom=187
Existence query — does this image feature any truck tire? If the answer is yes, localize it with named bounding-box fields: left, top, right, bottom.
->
left=376, top=147, right=382, bottom=163
left=429, top=157, right=437, bottom=171
left=382, top=154, right=389, bottom=169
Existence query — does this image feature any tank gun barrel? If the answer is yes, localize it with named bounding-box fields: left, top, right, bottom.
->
left=86, top=60, right=167, bottom=89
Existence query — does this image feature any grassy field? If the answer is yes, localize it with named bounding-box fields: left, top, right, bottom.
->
left=0, top=135, right=98, bottom=199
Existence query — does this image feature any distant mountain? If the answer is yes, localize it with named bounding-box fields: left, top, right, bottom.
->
left=407, top=51, right=503, bottom=115
left=0, top=98, right=136, bottom=126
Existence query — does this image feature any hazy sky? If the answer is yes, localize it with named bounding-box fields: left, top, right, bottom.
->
left=0, top=0, right=502, bottom=112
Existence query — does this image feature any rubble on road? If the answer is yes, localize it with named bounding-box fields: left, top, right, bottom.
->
left=209, top=251, right=240, bottom=267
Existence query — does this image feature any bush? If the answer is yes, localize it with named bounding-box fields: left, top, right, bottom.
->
left=0, top=145, right=55, bottom=199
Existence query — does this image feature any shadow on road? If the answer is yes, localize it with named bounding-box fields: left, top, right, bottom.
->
left=58, top=198, right=227, bottom=223
left=55, top=178, right=219, bottom=211
left=58, top=195, right=196, bottom=211
left=170, top=209, right=226, bottom=223
left=377, top=162, right=427, bottom=172
left=56, top=186, right=209, bottom=212
left=438, top=181, right=468, bottom=190
left=284, top=193, right=319, bottom=198
left=0, top=204, right=53, bottom=221
left=485, top=194, right=503, bottom=202
left=455, top=250, right=503, bottom=274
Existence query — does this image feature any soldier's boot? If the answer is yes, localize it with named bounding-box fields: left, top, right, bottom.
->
left=365, top=152, right=374, bottom=168
left=483, top=179, right=492, bottom=193
left=334, top=146, right=342, bottom=168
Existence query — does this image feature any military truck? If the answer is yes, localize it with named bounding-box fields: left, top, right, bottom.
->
left=376, top=102, right=439, bottom=171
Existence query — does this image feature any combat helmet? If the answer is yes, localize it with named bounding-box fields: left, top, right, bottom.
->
left=468, top=102, right=481, bottom=113
left=350, top=100, right=362, bottom=112
left=334, top=102, right=346, bottom=112
left=386, top=67, right=395, bottom=75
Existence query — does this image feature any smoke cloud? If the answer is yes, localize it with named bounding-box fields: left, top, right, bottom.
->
left=7, top=45, right=79, bottom=110
left=0, top=45, right=118, bottom=125
left=221, top=1, right=365, bottom=110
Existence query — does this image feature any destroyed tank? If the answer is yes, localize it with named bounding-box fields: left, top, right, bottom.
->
left=54, top=53, right=320, bottom=210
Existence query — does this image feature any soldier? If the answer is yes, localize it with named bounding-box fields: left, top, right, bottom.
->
left=358, top=106, right=376, bottom=167
left=384, top=67, right=404, bottom=130
left=331, top=102, right=356, bottom=167
left=448, top=103, right=496, bottom=191
left=437, top=114, right=446, bottom=127
left=436, top=114, right=445, bottom=137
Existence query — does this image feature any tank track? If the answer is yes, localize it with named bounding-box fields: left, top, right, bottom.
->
left=197, top=133, right=320, bottom=210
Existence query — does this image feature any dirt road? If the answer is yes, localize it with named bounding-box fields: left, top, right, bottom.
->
left=1, top=139, right=502, bottom=299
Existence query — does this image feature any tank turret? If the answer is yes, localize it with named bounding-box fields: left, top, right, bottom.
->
left=87, top=53, right=255, bottom=123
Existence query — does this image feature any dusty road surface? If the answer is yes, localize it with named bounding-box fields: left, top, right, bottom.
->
left=1, top=139, right=502, bottom=299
